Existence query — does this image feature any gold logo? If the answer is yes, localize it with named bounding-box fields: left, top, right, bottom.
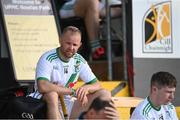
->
left=143, top=2, right=172, bottom=53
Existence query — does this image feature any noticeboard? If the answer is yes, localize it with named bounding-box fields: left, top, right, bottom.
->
left=0, top=0, right=59, bottom=81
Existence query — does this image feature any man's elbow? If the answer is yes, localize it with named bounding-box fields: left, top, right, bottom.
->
left=37, top=80, right=48, bottom=94
left=97, top=81, right=102, bottom=87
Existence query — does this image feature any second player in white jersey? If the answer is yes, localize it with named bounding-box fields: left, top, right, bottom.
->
left=131, top=97, right=178, bottom=120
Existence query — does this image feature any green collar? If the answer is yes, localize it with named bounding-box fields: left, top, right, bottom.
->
left=147, top=96, right=161, bottom=111
left=56, top=47, right=70, bottom=63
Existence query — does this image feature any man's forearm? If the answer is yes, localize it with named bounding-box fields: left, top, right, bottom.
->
left=85, top=81, right=102, bottom=94
left=37, top=80, right=72, bottom=95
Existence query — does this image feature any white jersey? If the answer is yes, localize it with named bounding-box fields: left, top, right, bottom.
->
left=29, top=47, right=97, bottom=114
left=130, top=97, right=178, bottom=120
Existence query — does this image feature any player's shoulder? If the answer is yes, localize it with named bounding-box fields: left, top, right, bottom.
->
left=131, top=98, right=149, bottom=119
left=133, top=97, right=149, bottom=113
left=40, top=48, right=58, bottom=62
left=73, top=53, right=86, bottom=64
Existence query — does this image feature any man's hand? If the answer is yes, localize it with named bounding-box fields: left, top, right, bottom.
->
left=75, top=86, right=89, bottom=106
left=104, top=100, right=120, bottom=119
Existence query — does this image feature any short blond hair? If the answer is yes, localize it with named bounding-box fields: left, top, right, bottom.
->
left=62, top=26, right=81, bottom=36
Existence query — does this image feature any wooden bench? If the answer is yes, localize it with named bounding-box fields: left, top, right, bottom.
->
left=112, top=97, right=143, bottom=119
left=176, top=107, right=180, bottom=119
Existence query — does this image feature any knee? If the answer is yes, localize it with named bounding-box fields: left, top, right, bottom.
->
left=43, top=91, right=59, bottom=105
